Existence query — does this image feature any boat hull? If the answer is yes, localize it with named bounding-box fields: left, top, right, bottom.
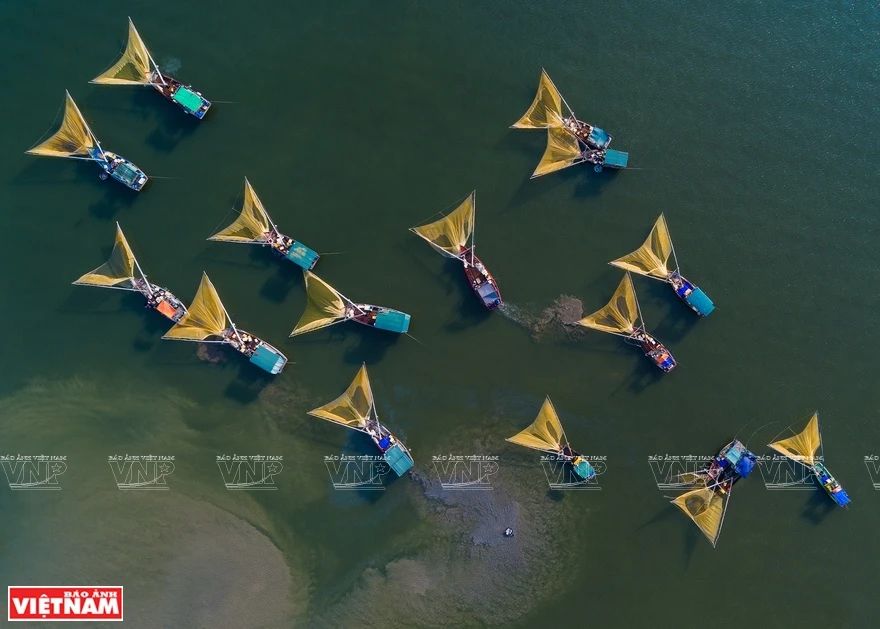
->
left=136, top=281, right=187, bottom=322
left=813, top=463, right=851, bottom=507
left=225, top=328, right=287, bottom=374
left=351, top=304, right=411, bottom=334
left=88, top=148, right=148, bottom=191
left=669, top=272, right=715, bottom=316
left=571, top=456, right=596, bottom=481
left=632, top=329, right=676, bottom=372
left=704, top=440, right=758, bottom=495
left=460, top=249, right=502, bottom=310
left=371, top=430, right=413, bottom=476
left=151, top=72, right=211, bottom=118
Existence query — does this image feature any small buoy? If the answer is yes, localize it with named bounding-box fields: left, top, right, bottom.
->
left=503, top=527, right=515, bottom=538
left=593, top=165, right=603, bottom=173
left=99, top=172, right=109, bottom=181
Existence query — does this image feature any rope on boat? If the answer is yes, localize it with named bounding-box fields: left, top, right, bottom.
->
left=207, top=186, right=245, bottom=237
left=404, top=332, right=427, bottom=347
left=27, top=100, right=65, bottom=148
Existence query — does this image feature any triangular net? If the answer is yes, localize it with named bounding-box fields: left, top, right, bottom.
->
left=512, top=69, right=566, bottom=129
left=769, top=413, right=821, bottom=466
left=26, top=93, right=97, bottom=158
left=308, top=364, right=374, bottom=429
left=576, top=273, right=640, bottom=335
left=531, top=122, right=585, bottom=178
left=610, top=214, right=674, bottom=279
left=671, top=483, right=726, bottom=547
left=411, top=192, right=474, bottom=258
left=506, top=397, right=565, bottom=453
left=73, top=223, right=137, bottom=288
left=163, top=273, right=230, bottom=341
left=209, top=179, right=272, bottom=243
left=290, top=272, right=348, bottom=336
left=91, top=19, right=152, bottom=85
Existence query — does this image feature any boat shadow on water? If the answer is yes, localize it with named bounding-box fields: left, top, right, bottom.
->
left=223, top=365, right=275, bottom=405
left=130, top=89, right=201, bottom=154
left=800, top=486, right=838, bottom=525
left=440, top=262, right=493, bottom=332
left=258, top=256, right=304, bottom=304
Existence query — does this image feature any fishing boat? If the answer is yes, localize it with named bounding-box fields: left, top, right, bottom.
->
left=290, top=271, right=411, bottom=336
left=505, top=396, right=595, bottom=482
left=610, top=214, right=715, bottom=316
left=73, top=222, right=187, bottom=322
left=569, top=273, right=676, bottom=371
left=163, top=272, right=287, bottom=374
left=409, top=191, right=502, bottom=310
left=308, top=364, right=414, bottom=476
left=25, top=91, right=148, bottom=191
left=768, top=412, right=851, bottom=507
left=208, top=178, right=319, bottom=270
left=91, top=18, right=211, bottom=119
left=512, top=69, right=629, bottom=177
left=670, top=439, right=757, bottom=547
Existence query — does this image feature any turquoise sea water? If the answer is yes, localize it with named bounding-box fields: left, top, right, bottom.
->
left=2, top=2, right=880, bottom=627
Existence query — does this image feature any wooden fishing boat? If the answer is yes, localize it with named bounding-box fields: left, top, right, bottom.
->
left=769, top=412, right=851, bottom=507
left=669, top=439, right=757, bottom=547
left=163, top=273, right=287, bottom=374
left=73, top=223, right=186, bottom=322
left=208, top=178, right=319, bottom=270
left=512, top=69, right=629, bottom=177
left=410, top=191, right=502, bottom=310
left=506, top=396, right=596, bottom=482
left=91, top=18, right=211, bottom=119
left=290, top=272, right=411, bottom=336
left=569, top=273, right=676, bottom=372
left=610, top=214, right=715, bottom=316
left=308, top=364, right=414, bottom=476
left=26, top=92, right=148, bottom=191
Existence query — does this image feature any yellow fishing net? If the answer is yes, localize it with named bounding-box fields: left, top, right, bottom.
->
left=290, top=272, right=348, bottom=336
left=163, top=273, right=229, bottom=341
left=671, top=485, right=725, bottom=547
left=73, top=223, right=137, bottom=288
left=410, top=192, right=474, bottom=258
left=576, top=273, right=640, bottom=335
left=506, top=397, right=565, bottom=453
left=511, top=69, right=565, bottom=129
left=91, top=18, right=152, bottom=85
left=209, top=179, right=272, bottom=243
left=610, top=214, right=674, bottom=279
left=531, top=124, right=584, bottom=178
left=308, top=364, right=374, bottom=428
left=26, top=92, right=96, bottom=158
left=768, top=413, right=821, bottom=466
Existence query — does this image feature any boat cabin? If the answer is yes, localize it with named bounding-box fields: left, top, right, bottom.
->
left=367, top=421, right=414, bottom=476
left=265, top=230, right=319, bottom=270
left=151, top=71, right=211, bottom=118
left=348, top=305, right=411, bottom=334
left=705, top=440, right=757, bottom=494
left=89, top=149, right=147, bottom=191
left=812, top=462, right=851, bottom=507
left=668, top=271, right=715, bottom=316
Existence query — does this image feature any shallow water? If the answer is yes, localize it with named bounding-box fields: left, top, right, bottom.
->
left=2, top=1, right=880, bottom=626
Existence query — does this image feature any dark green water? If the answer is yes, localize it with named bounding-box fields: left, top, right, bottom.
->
left=2, top=1, right=880, bottom=627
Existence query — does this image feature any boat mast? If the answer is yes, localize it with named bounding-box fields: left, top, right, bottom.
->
left=217, top=297, right=244, bottom=344
left=131, top=17, right=167, bottom=86
left=132, top=256, right=154, bottom=296
left=470, top=196, right=476, bottom=266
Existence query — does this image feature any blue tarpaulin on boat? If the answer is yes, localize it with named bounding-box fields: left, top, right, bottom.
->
left=285, top=241, right=319, bottom=270
left=603, top=149, right=629, bottom=168
left=384, top=443, right=413, bottom=476
left=831, top=487, right=851, bottom=507
left=685, top=287, right=715, bottom=316
left=587, top=127, right=611, bottom=149
left=249, top=345, right=285, bottom=374
left=374, top=310, right=410, bottom=333
left=572, top=458, right=596, bottom=481
left=735, top=456, right=756, bottom=478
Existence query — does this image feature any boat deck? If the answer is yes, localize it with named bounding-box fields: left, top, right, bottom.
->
left=460, top=249, right=502, bottom=310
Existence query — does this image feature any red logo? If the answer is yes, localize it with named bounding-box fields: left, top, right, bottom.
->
left=8, top=587, right=123, bottom=621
